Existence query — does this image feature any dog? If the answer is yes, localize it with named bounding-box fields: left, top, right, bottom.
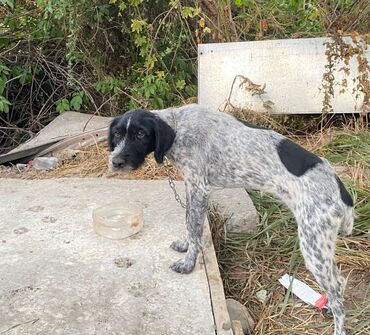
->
left=108, top=104, right=354, bottom=335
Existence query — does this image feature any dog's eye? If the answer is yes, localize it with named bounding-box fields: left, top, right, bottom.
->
left=136, top=130, right=145, bottom=139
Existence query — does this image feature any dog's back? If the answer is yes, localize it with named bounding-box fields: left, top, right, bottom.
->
left=164, top=105, right=353, bottom=209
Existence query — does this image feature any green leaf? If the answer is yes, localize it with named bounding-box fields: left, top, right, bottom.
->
left=118, top=1, right=127, bottom=11
left=181, top=6, right=194, bottom=18
left=56, top=103, right=63, bottom=113
left=134, top=35, right=146, bottom=47
left=131, top=19, right=146, bottom=33
left=204, top=27, right=211, bottom=34
left=169, top=0, right=179, bottom=9
left=0, top=62, right=10, bottom=76
left=70, top=95, right=82, bottom=110
left=19, top=74, right=27, bottom=85
left=56, top=98, right=70, bottom=113
left=0, top=76, right=6, bottom=95
left=0, top=96, right=11, bottom=113
left=175, top=79, right=186, bottom=90
left=1, top=0, right=14, bottom=10
left=36, top=0, right=46, bottom=9
left=129, top=0, right=143, bottom=5
left=152, top=96, right=164, bottom=109
left=234, top=0, right=254, bottom=7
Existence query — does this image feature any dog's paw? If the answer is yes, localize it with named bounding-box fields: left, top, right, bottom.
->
left=170, top=240, right=189, bottom=253
left=170, top=259, right=194, bottom=274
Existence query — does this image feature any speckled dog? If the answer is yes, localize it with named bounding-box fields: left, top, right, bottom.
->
left=108, top=104, right=354, bottom=335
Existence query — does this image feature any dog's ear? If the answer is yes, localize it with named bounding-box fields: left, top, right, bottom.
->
left=108, top=117, right=120, bottom=151
left=153, top=116, right=175, bottom=164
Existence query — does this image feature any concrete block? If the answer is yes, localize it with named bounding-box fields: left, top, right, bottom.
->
left=209, top=188, right=259, bottom=234
left=198, top=37, right=369, bottom=114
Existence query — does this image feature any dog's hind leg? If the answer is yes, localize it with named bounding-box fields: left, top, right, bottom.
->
left=296, top=209, right=346, bottom=335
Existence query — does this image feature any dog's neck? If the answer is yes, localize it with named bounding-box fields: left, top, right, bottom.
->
left=152, top=108, right=177, bottom=134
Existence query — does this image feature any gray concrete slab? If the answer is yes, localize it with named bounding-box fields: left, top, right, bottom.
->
left=0, top=178, right=220, bottom=335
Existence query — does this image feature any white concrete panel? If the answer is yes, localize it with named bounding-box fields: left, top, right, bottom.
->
left=198, top=37, right=369, bottom=114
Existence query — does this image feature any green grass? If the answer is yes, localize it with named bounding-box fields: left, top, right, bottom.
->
left=319, top=130, right=370, bottom=168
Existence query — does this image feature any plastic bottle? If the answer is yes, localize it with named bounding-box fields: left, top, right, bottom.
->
left=32, top=157, right=58, bottom=170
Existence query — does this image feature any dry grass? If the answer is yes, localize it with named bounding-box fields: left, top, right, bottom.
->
left=0, top=144, right=181, bottom=181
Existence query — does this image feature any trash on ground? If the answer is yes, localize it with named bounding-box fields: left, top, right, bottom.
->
left=278, top=273, right=328, bottom=309
left=32, top=157, right=58, bottom=170
left=255, top=289, right=268, bottom=303
left=92, top=201, right=144, bottom=239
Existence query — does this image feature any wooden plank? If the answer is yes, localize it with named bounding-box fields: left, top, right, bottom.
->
left=202, top=219, right=234, bottom=335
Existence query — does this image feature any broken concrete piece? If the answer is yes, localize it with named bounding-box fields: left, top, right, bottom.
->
left=209, top=188, right=259, bottom=234
left=226, top=299, right=255, bottom=335
left=9, top=112, right=112, bottom=154
left=1, top=112, right=112, bottom=165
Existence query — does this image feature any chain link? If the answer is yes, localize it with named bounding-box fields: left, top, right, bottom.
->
left=164, top=157, right=186, bottom=209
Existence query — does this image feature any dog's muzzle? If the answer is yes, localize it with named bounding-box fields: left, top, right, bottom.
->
left=109, top=153, right=132, bottom=171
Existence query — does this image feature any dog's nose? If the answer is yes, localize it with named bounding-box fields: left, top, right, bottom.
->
left=112, top=156, right=126, bottom=169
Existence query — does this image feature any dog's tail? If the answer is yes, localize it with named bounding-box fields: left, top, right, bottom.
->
left=338, top=205, right=355, bottom=236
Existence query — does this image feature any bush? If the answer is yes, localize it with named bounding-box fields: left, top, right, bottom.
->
left=0, top=0, right=368, bottom=153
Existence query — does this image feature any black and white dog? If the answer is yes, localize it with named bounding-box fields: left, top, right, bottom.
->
left=108, top=104, right=354, bottom=335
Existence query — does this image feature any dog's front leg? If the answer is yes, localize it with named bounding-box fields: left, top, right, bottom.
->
left=170, top=179, right=209, bottom=274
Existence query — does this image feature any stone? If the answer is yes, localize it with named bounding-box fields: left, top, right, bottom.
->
left=209, top=188, right=259, bottom=234
left=226, top=299, right=255, bottom=335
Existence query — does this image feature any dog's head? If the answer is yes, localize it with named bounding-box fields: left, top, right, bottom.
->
left=108, top=109, right=175, bottom=171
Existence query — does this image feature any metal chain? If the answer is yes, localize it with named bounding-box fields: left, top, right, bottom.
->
left=164, top=157, right=186, bottom=209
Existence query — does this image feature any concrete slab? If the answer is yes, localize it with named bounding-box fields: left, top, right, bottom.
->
left=209, top=188, right=259, bottom=234
left=0, top=179, right=231, bottom=335
left=198, top=37, right=369, bottom=114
